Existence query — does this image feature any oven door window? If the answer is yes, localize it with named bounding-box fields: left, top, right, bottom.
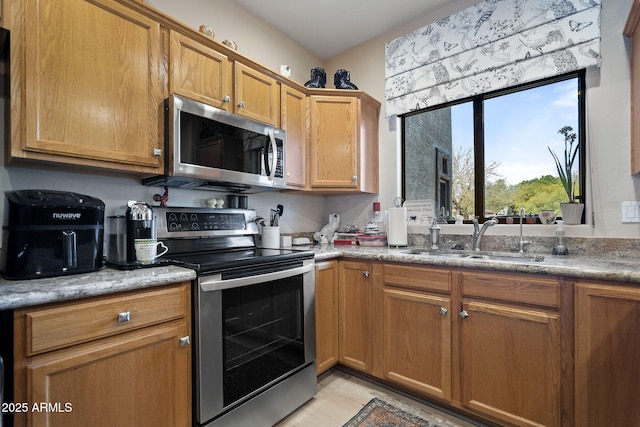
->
left=222, top=275, right=304, bottom=406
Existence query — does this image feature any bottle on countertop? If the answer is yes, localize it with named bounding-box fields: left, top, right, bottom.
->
left=552, top=220, right=569, bottom=255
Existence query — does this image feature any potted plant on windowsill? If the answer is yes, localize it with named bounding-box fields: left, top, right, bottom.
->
left=548, top=126, right=584, bottom=224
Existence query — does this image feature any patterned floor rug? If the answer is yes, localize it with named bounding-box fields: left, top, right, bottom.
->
left=342, top=398, right=455, bottom=427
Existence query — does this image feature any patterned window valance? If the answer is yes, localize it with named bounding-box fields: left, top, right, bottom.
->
left=385, top=0, right=601, bottom=117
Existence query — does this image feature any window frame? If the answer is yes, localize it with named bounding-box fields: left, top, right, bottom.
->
left=401, top=70, right=586, bottom=224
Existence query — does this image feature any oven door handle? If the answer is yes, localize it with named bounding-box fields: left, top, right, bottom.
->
left=199, top=262, right=314, bottom=292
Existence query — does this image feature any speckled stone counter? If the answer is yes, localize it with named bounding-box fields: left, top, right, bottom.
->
left=309, top=244, right=640, bottom=284
left=2, top=245, right=638, bottom=311
left=0, top=265, right=196, bottom=310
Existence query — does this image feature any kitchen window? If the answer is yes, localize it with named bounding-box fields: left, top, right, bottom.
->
left=402, top=70, right=585, bottom=223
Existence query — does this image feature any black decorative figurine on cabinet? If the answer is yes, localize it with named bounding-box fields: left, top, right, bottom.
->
left=334, top=69, right=358, bottom=90
left=304, top=67, right=326, bottom=88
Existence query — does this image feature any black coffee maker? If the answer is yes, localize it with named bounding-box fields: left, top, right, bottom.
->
left=125, top=201, right=156, bottom=263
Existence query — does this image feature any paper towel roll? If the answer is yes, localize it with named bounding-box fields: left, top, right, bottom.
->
left=387, top=207, right=407, bottom=247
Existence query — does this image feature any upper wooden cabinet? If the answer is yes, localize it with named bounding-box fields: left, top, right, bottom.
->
left=281, top=83, right=307, bottom=189
left=234, top=62, right=280, bottom=126
left=625, top=1, right=640, bottom=175
left=169, top=31, right=279, bottom=126
left=169, top=30, right=232, bottom=111
left=6, top=0, right=164, bottom=173
left=309, top=91, right=379, bottom=193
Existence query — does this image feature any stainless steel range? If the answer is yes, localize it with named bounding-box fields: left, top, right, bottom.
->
left=155, top=207, right=316, bottom=427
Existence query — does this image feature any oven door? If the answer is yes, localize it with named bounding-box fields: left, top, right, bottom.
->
left=194, top=258, right=315, bottom=425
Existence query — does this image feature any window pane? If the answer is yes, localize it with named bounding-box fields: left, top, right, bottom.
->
left=451, top=102, right=474, bottom=220
left=484, top=79, right=579, bottom=218
left=404, top=107, right=452, bottom=208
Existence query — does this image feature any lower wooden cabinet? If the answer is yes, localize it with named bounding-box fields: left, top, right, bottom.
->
left=381, top=264, right=452, bottom=401
left=12, top=282, right=192, bottom=427
left=575, top=281, right=640, bottom=426
left=459, top=271, right=561, bottom=427
left=338, top=260, right=380, bottom=374
left=315, top=260, right=339, bottom=374
left=459, top=300, right=560, bottom=427
left=318, top=260, right=640, bottom=427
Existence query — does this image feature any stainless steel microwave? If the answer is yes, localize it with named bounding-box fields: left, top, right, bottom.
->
left=143, top=94, right=286, bottom=193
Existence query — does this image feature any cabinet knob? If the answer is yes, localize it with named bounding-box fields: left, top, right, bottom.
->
left=223, top=96, right=231, bottom=103
left=362, top=271, right=370, bottom=278
left=179, top=336, right=191, bottom=347
left=153, top=148, right=162, bottom=157
left=118, top=311, right=131, bottom=323
left=459, top=310, right=469, bottom=319
left=440, top=307, right=448, bottom=316
left=238, top=101, right=245, bottom=108
left=352, top=176, right=358, bottom=182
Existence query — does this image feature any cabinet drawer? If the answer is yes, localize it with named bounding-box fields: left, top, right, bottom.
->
left=383, top=264, right=451, bottom=293
left=22, top=283, right=189, bottom=356
left=461, top=271, right=559, bottom=308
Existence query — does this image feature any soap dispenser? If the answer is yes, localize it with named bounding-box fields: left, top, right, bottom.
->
left=429, top=217, right=441, bottom=250
left=552, top=220, right=569, bottom=255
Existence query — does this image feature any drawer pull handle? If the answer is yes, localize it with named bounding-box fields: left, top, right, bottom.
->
left=180, top=336, right=191, bottom=347
left=118, top=311, right=131, bottom=323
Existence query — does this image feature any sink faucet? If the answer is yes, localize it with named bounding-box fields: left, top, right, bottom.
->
left=518, top=207, right=532, bottom=253
left=472, top=217, right=499, bottom=251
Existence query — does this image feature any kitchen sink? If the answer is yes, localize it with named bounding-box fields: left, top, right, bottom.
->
left=405, top=248, right=545, bottom=263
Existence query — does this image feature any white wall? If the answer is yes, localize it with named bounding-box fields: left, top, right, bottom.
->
left=2, top=0, right=638, bottom=240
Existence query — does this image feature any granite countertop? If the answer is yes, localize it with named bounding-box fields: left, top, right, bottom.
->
left=0, top=265, right=196, bottom=311
left=309, top=244, right=640, bottom=284
left=2, top=244, right=638, bottom=311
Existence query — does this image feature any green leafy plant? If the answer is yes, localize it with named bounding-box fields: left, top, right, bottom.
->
left=548, top=126, right=579, bottom=203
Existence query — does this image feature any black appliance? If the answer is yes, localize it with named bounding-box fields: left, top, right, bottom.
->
left=155, top=207, right=316, bottom=427
left=1, top=190, right=105, bottom=280
left=125, top=201, right=155, bottom=263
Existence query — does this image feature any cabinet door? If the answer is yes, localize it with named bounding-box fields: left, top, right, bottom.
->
left=309, top=96, right=359, bottom=189
left=169, top=30, right=232, bottom=111
left=26, top=321, right=191, bottom=427
left=460, top=301, right=560, bottom=427
left=16, top=0, right=163, bottom=172
left=234, top=62, right=279, bottom=125
left=625, top=4, right=640, bottom=174
left=575, top=283, right=640, bottom=426
left=315, top=260, right=339, bottom=374
left=382, top=288, right=451, bottom=400
left=358, top=97, right=379, bottom=194
left=339, top=260, right=374, bottom=373
left=281, top=84, right=307, bottom=189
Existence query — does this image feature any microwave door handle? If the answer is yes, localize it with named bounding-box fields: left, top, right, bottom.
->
left=62, top=230, right=78, bottom=269
left=266, top=128, right=277, bottom=181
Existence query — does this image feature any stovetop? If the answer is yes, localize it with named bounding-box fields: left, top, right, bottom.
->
left=163, top=247, right=314, bottom=274
left=150, top=207, right=314, bottom=274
